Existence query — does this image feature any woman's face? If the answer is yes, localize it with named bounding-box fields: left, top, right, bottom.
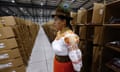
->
left=53, top=16, right=66, bottom=31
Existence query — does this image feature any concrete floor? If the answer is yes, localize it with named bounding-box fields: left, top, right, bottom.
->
left=27, top=26, right=55, bottom=72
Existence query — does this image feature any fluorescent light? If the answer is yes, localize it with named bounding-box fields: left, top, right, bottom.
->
left=40, top=2, right=44, bottom=6
left=20, top=7, right=23, bottom=10
left=24, top=11, right=27, bottom=13
left=6, top=10, right=9, bottom=13
left=71, top=0, right=75, bottom=2
left=11, top=0, right=15, bottom=3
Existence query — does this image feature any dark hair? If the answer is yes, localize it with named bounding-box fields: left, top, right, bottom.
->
left=57, top=15, right=73, bottom=30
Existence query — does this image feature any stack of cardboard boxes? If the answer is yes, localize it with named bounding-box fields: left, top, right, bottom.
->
left=42, top=21, right=57, bottom=43
left=0, top=27, right=25, bottom=72
left=0, top=16, right=40, bottom=72
left=70, top=11, right=77, bottom=25
left=77, top=8, right=87, bottom=24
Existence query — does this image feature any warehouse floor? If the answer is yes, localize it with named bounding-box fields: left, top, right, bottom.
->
left=27, top=26, right=55, bottom=72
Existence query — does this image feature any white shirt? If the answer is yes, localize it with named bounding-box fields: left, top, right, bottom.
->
left=52, top=37, right=68, bottom=56
left=52, top=31, right=82, bottom=71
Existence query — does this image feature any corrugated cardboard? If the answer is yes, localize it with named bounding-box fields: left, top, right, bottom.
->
left=0, top=16, right=40, bottom=65
left=93, top=26, right=103, bottom=45
left=70, top=12, right=77, bottom=25
left=0, top=57, right=23, bottom=70
left=1, top=16, right=17, bottom=26
left=15, top=17, right=24, bottom=25
left=18, top=47, right=29, bottom=65
left=0, top=48, right=21, bottom=61
left=11, top=25, right=29, bottom=64
left=25, top=19, right=33, bottom=26
left=23, top=39, right=33, bottom=57
left=0, top=27, right=15, bottom=40
left=77, top=8, right=87, bottom=24
left=28, top=24, right=39, bottom=41
left=42, top=21, right=57, bottom=43
left=79, top=26, right=87, bottom=40
left=0, top=18, right=4, bottom=28
left=92, top=3, right=105, bottom=24
left=36, top=24, right=40, bottom=33
left=0, top=65, right=26, bottom=72
left=0, top=38, right=18, bottom=51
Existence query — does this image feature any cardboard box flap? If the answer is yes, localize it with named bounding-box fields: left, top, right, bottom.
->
left=0, top=57, right=23, bottom=70
left=0, top=27, right=15, bottom=39
left=92, top=3, right=105, bottom=24
left=70, top=12, right=77, bottom=25
left=0, top=65, right=26, bottom=72
left=0, top=38, right=18, bottom=51
left=1, top=16, right=17, bottom=26
left=77, top=8, right=87, bottom=24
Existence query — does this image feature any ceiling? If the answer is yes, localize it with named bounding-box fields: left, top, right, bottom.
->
left=0, top=0, right=119, bottom=23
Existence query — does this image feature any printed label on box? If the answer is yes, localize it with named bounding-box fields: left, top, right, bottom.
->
left=0, top=45, right=5, bottom=49
left=99, top=9, right=104, bottom=15
left=0, top=43, right=4, bottom=46
left=0, top=34, right=2, bottom=37
left=0, top=62, right=13, bottom=69
left=12, top=70, right=16, bottom=72
left=1, top=20, right=5, bottom=24
left=0, top=43, right=5, bottom=49
left=0, top=54, right=9, bottom=60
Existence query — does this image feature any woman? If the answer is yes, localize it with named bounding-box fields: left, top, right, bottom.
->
left=52, top=3, right=82, bottom=72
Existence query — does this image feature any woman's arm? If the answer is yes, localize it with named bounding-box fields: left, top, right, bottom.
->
left=64, top=33, right=82, bottom=72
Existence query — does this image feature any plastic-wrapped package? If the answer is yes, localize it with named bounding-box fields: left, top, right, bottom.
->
left=64, top=33, right=82, bottom=71
left=69, top=48, right=82, bottom=71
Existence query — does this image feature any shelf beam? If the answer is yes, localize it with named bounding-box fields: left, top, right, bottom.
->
left=78, top=0, right=89, bottom=9
left=0, top=1, right=56, bottom=9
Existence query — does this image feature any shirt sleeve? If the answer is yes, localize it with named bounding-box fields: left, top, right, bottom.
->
left=64, top=32, right=82, bottom=72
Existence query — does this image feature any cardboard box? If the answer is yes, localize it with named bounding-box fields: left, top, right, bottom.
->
left=70, top=12, right=77, bottom=25
left=93, top=26, right=103, bottom=45
left=0, top=48, right=21, bottom=61
left=1, top=16, right=17, bottom=26
left=0, top=27, right=15, bottom=40
left=79, top=26, right=87, bottom=40
left=79, top=41, right=86, bottom=52
left=92, top=3, right=105, bottom=24
left=0, top=16, right=40, bottom=65
left=18, top=47, right=29, bottom=65
left=0, top=18, right=4, bottom=28
left=42, top=21, right=57, bottom=42
left=15, top=17, right=24, bottom=25
left=77, top=8, right=87, bottom=24
left=0, top=57, right=23, bottom=70
left=22, top=40, right=33, bottom=57
left=28, top=24, right=38, bottom=40
left=36, top=24, right=40, bottom=33
left=24, top=19, right=33, bottom=26
left=0, top=65, right=26, bottom=72
left=0, top=38, right=18, bottom=51
left=12, top=25, right=25, bottom=41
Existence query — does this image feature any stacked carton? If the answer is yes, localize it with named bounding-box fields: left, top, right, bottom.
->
left=0, top=27, right=25, bottom=72
left=0, top=16, right=40, bottom=72
left=42, top=21, right=57, bottom=43
left=70, top=12, right=77, bottom=25
left=77, top=8, right=87, bottom=24
left=92, top=3, right=105, bottom=24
